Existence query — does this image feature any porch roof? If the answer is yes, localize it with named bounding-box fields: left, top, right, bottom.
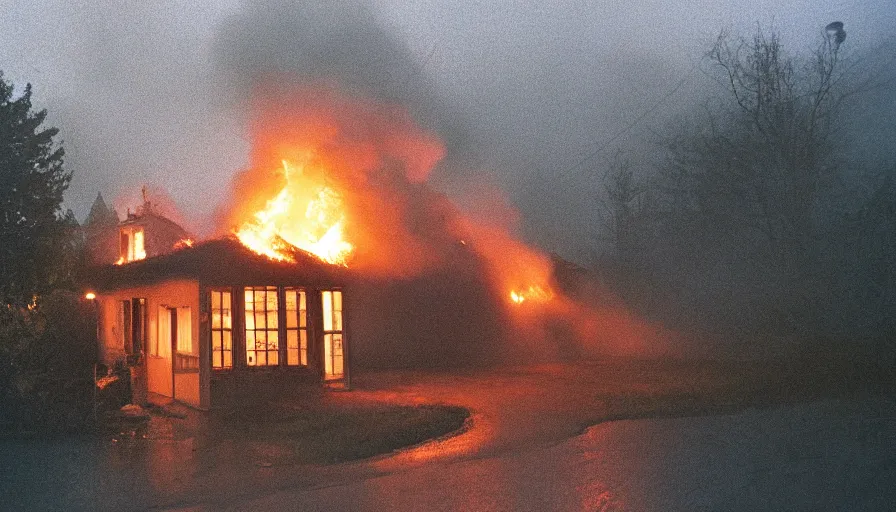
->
left=90, top=237, right=348, bottom=291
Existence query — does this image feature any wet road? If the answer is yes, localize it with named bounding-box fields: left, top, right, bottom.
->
left=1, top=365, right=894, bottom=511
left=251, top=397, right=896, bottom=511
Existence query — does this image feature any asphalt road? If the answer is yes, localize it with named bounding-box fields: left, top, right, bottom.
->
left=250, top=397, right=896, bottom=511
left=1, top=364, right=894, bottom=511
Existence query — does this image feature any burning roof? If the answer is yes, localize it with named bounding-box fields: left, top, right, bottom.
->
left=88, top=82, right=658, bottom=365
left=91, top=237, right=347, bottom=291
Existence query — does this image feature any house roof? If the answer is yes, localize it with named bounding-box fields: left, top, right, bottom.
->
left=90, top=237, right=348, bottom=291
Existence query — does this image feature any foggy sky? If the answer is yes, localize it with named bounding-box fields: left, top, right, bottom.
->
left=1, top=0, right=894, bottom=262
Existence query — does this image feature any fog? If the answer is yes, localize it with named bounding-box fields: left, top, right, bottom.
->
left=1, top=0, right=892, bottom=260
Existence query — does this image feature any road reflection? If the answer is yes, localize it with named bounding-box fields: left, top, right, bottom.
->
left=2, top=366, right=893, bottom=511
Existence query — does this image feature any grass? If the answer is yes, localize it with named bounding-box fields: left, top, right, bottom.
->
left=209, top=402, right=470, bottom=464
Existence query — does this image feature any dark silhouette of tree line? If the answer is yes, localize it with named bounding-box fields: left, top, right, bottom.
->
left=0, top=72, right=98, bottom=433
left=596, top=26, right=896, bottom=358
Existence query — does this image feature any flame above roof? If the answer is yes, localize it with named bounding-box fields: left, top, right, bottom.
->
left=90, top=236, right=348, bottom=291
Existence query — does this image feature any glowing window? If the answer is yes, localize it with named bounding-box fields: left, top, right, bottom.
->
left=244, top=286, right=279, bottom=366
left=210, top=290, right=233, bottom=369
left=284, top=288, right=308, bottom=366
left=133, top=230, right=145, bottom=260
left=321, top=290, right=345, bottom=380
left=119, top=226, right=146, bottom=262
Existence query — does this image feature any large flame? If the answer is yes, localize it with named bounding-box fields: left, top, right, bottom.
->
left=223, top=84, right=563, bottom=304
left=234, top=159, right=353, bottom=265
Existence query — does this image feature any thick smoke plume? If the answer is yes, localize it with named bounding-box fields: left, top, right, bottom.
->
left=217, top=82, right=449, bottom=278
left=208, top=0, right=674, bottom=365
left=213, top=0, right=461, bottom=144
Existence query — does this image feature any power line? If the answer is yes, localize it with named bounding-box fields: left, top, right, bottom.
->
left=553, top=70, right=693, bottom=181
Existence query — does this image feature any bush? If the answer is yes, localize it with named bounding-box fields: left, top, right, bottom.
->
left=0, top=290, right=98, bottom=434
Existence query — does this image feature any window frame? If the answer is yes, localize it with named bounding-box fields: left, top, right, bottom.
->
left=119, top=226, right=146, bottom=263
left=209, top=289, right=234, bottom=370
left=321, top=289, right=345, bottom=380
left=283, top=287, right=309, bottom=367
left=172, top=306, right=198, bottom=372
left=243, top=286, right=281, bottom=367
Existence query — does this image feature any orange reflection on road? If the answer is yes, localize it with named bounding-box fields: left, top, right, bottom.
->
left=375, top=410, right=493, bottom=469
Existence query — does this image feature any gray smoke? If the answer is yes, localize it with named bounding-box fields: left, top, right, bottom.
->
left=1, top=0, right=894, bottom=261
left=212, top=0, right=465, bottom=147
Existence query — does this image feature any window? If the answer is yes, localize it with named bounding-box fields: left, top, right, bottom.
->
left=133, top=230, right=145, bottom=260
left=284, top=288, right=308, bottom=366
left=173, top=306, right=197, bottom=372
left=244, top=286, right=279, bottom=366
left=321, top=290, right=345, bottom=380
left=155, top=306, right=196, bottom=371
left=119, top=226, right=146, bottom=263
left=210, top=290, right=233, bottom=369
left=175, top=307, right=192, bottom=354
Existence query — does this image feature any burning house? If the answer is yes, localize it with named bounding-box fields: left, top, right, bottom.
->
left=91, top=233, right=350, bottom=410
left=87, top=85, right=588, bottom=409
left=89, top=183, right=355, bottom=409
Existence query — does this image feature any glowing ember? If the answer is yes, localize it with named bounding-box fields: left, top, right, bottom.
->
left=235, top=160, right=353, bottom=265
left=95, top=374, right=119, bottom=390
left=509, top=285, right=553, bottom=305
left=173, top=238, right=194, bottom=250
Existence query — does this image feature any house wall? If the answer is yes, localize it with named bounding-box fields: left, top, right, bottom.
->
left=98, top=278, right=349, bottom=410
left=141, top=215, right=190, bottom=258
left=117, top=213, right=190, bottom=262
left=210, top=368, right=321, bottom=406
left=345, top=268, right=503, bottom=370
left=96, top=279, right=205, bottom=409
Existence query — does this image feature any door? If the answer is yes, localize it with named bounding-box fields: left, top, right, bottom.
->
left=147, top=306, right=174, bottom=397
left=130, top=298, right=147, bottom=359
left=321, top=290, right=345, bottom=381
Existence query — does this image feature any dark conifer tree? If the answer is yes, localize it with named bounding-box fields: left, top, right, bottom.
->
left=0, top=72, right=73, bottom=306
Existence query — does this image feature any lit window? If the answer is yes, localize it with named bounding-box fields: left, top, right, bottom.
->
left=210, top=290, right=233, bottom=369
left=133, top=230, right=146, bottom=260
left=321, top=290, right=345, bottom=380
left=157, top=305, right=197, bottom=371
left=175, top=307, right=192, bottom=354
left=284, top=288, right=308, bottom=366
left=119, top=226, right=146, bottom=263
left=244, top=286, right=279, bottom=366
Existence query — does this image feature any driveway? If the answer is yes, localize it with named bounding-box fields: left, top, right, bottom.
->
left=1, top=363, right=894, bottom=511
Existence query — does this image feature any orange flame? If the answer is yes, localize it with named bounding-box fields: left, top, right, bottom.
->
left=509, top=285, right=553, bottom=305
left=450, top=210, right=556, bottom=308
left=173, top=238, right=194, bottom=250
left=234, top=160, right=353, bottom=265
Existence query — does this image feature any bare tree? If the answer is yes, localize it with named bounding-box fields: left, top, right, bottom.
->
left=601, top=156, right=648, bottom=263
left=699, top=26, right=851, bottom=279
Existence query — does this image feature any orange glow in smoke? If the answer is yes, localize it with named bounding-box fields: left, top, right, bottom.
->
left=451, top=213, right=556, bottom=308
left=234, top=160, right=353, bottom=265
left=509, top=285, right=553, bottom=305
left=223, top=82, right=560, bottom=312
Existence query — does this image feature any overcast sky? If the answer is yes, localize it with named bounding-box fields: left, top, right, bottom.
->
left=1, top=0, right=894, bottom=261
